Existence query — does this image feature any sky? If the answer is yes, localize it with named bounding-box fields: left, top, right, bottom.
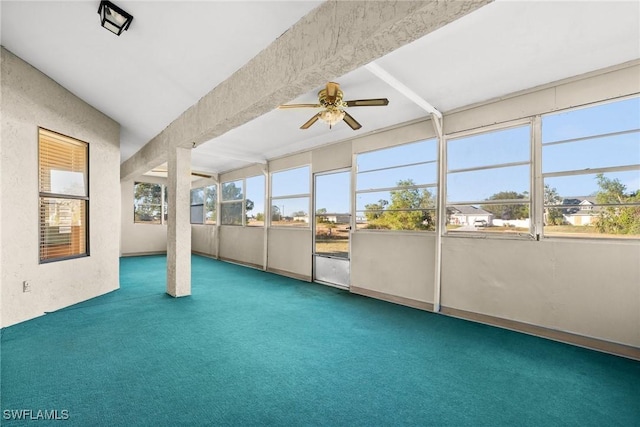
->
left=210, top=96, right=639, bottom=216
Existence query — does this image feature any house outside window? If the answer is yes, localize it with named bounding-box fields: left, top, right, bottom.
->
left=541, top=96, right=640, bottom=238
left=446, top=123, right=532, bottom=236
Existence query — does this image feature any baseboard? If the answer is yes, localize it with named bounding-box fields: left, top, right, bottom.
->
left=350, top=286, right=434, bottom=312
left=192, top=251, right=218, bottom=260
left=266, top=267, right=311, bottom=282
left=120, top=251, right=166, bottom=257
left=218, top=256, right=264, bottom=271
left=440, top=306, right=640, bottom=361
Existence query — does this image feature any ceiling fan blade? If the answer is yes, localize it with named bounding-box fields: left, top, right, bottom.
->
left=301, top=113, right=321, bottom=129
left=278, top=103, right=322, bottom=109
left=326, top=82, right=339, bottom=102
left=343, top=111, right=362, bottom=130
left=345, top=98, right=389, bottom=107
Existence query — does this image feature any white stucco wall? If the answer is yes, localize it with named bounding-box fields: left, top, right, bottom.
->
left=1, top=48, right=121, bottom=327
left=120, top=177, right=168, bottom=256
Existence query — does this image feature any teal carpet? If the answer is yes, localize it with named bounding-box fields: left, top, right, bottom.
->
left=1, top=255, right=639, bottom=426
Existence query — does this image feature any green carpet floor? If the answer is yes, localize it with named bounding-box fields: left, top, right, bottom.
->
left=1, top=255, right=639, bottom=426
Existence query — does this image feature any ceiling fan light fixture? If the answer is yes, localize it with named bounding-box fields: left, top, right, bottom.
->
left=98, top=1, right=133, bottom=36
left=319, top=107, right=345, bottom=128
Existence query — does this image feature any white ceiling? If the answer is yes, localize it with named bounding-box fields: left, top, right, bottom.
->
left=2, top=1, right=639, bottom=177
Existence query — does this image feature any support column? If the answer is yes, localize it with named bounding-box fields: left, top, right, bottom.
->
left=167, top=146, right=191, bottom=297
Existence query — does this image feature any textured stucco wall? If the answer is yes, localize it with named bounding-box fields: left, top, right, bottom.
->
left=1, top=48, right=120, bottom=327
left=120, top=177, right=168, bottom=256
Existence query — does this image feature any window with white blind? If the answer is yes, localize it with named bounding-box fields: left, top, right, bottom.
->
left=38, top=128, right=89, bottom=263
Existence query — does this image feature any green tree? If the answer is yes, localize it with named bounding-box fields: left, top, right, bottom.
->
left=205, top=186, right=217, bottom=223
left=544, top=184, right=564, bottom=225
left=220, top=182, right=253, bottom=224
left=271, top=205, right=281, bottom=221
left=594, top=173, right=640, bottom=234
left=364, top=179, right=435, bottom=230
left=482, top=191, right=529, bottom=220
left=134, top=183, right=162, bottom=221
left=255, top=212, right=264, bottom=222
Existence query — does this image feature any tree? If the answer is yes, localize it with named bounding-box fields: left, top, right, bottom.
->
left=134, top=183, right=162, bottom=221
left=544, top=184, right=564, bottom=225
left=481, top=191, right=529, bottom=220
left=220, top=182, right=253, bottom=224
left=271, top=205, right=281, bottom=221
left=364, top=179, right=435, bottom=230
left=255, top=212, right=264, bottom=222
left=594, top=173, right=640, bottom=235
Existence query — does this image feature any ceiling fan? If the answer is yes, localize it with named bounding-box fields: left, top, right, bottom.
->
left=278, top=82, right=389, bottom=130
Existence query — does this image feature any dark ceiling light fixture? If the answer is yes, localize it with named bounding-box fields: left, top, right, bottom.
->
left=98, top=1, right=133, bottom=36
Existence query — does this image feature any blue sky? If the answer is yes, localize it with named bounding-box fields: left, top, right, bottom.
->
left=219, top=96, right=639, bottom=215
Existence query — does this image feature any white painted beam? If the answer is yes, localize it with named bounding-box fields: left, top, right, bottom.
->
left=365, top=62, right=442, bottom=118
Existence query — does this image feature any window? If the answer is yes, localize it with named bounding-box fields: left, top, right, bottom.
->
left=271, top=166, right=310, bottom=227
left=190, top=185, right=217, bottom=225
left=446, top=124, right=531, bottom=235
left=542, top=96, right=640, bottom=238
left=190, top=187, right=205, bottom=224
left=356, top=139, right=437, bottom=231
left=134, top=182, right=164, bottom=224
left=245, top=175, right=265, bottom=226
left=38, top=128, right=88, bottom=262
left=221, top=180, right=243, bottom=225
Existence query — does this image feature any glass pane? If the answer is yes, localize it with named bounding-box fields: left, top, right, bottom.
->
left=446, top=204, right=530, bottom=234
left=543, top=170, right=640, bottom=238
left=542, top=97, right=640, bottom=144
left=357, top=139, right=437, bottom=172
left=49, top=170, right=86, bottom=196
left=315, top=172, right=350, bottom=215
left=221, top=180, right=243, bottom=201
left=270, top=197, right=309, bottom=227
left=134, top=182, right=162, bottom=224
left=246, top=175, right=265, bottom=227
left=542, top=132, right=640, bottom=174
left=271, top=166, right=310, bottom=197
left=355, top=188, right=436, bottom=231
left=191, top=188, right=204, bottom=204
left=544, top=170, right=640, bottom=202
left=315, top=171, right=350, bottom=258
left=448, top=125, right=530, bottom=170
left=221, top=202, right=243, bottom=225
left=190, top=204, right=204, bottom=224
left=447, top=165, right=530, bottom=203
left=40, top=198, right=87, bottom=261
left=357, top=162, right=436, bottom=191
left=205, top=185, right=217, bottom=224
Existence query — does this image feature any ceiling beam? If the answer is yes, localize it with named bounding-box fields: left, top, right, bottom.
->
left=121, top=0, right=492, bottom=181
left=365, top=62, right=442, bottom=118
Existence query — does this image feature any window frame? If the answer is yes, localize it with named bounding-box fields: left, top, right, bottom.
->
left=38, top=127, right=89, bottom=263
left=269, top=165, right=311, bottom=228
left=444, top=119, right=535, bottom=239
left=133, top=182, right=166, bottom=225
left=190, top=184, right=218, bottom=225
left=539, top=95, right=640, bottom=240
left=355, top=138, right=439, bottom=233
left=219, top=175, right=265, bottom=227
